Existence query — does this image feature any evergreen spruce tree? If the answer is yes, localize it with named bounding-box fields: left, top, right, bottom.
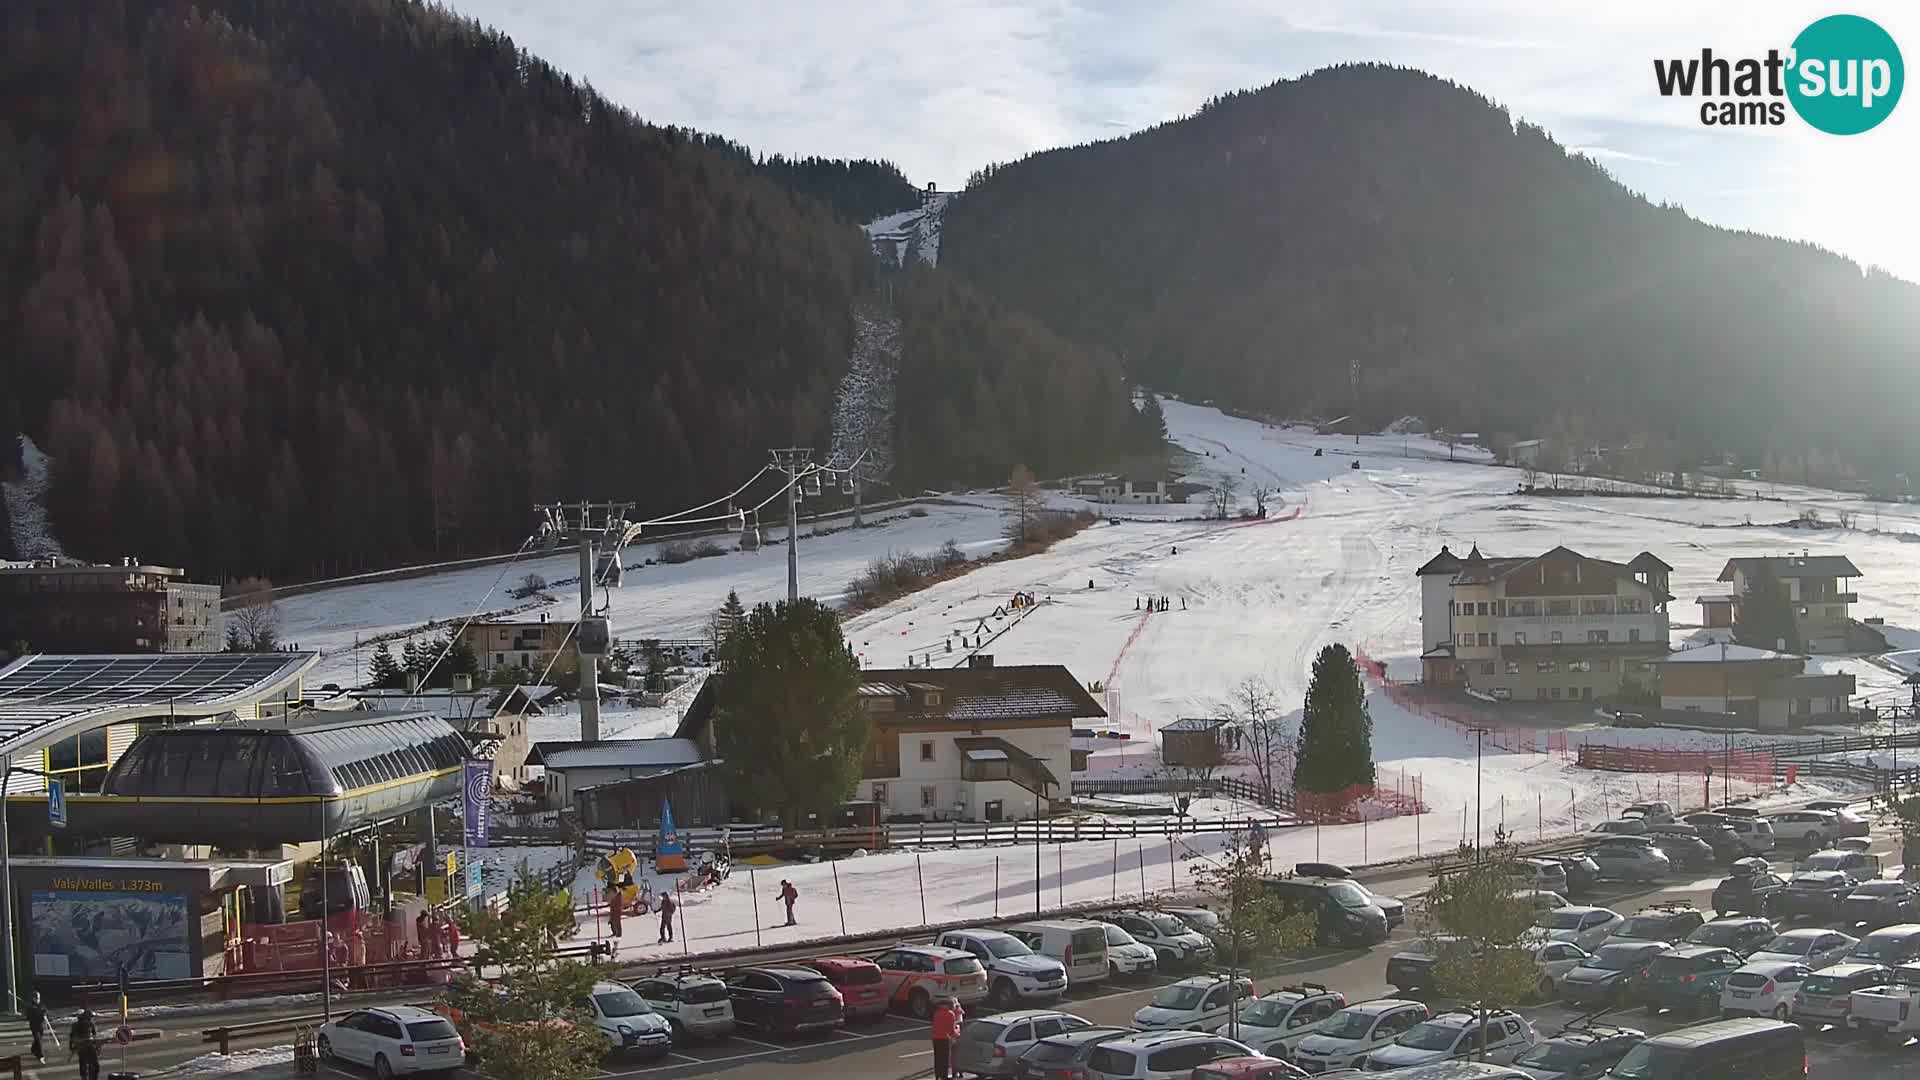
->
left=1137, top=391, right=1169, bottom=447
left=447, top=632, right=480, bottom=682
left=713, top=598, right=867, bottom=828
left=368, top=642, right=404, bottom=689
left=1294, top=643, right=1375, bottom=794
left=224, top=623, right=244, bottom=652
left=708, top=589, right=748, bottom=649
left=401, top=638, right=421, bottom=684
left=1734, top=562, right=1803, bottom=653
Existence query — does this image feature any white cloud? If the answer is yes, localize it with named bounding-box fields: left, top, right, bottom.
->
left=447, top=0, right=1920, bottom=281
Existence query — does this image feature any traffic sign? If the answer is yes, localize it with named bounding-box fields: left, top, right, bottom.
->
left=446, top=852, right=458, bottom=878
left=47, top=778, right=66, bottom=829
left=466, top=859, right=483, bottom=900
left=114, top=1025, right=133, bottom=1046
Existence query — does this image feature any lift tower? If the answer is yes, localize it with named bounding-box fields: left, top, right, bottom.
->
left=534, top=502, right=630, bottom=741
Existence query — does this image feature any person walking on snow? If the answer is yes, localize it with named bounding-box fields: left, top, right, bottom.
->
left=658, top=891, right=677, bottom=943
left=26, top=990, right=48, bottom=1063
left=931, top=995, right=965, bottom=1080
left=777, top=879, right=798, bottom=926
left=69, top=1008, right=100, bottom=1080
left=608, top=889, right=624, bottom=938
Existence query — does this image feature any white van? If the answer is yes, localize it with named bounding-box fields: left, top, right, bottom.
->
left=1007, top=919, right=1111, bottom=986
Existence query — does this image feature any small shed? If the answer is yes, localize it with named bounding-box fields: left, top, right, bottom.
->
left=1160, top=717, right=1231, bottom=767
left=529, top=737, right=707, bottom=808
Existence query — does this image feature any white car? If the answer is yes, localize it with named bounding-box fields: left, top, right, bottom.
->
left=1084, top=1030, right=1256, bottom=1080
left=632, top=971, right=737, bottom=1040
left=1590, top=819, right=1648, bottom=838
left=581, top=982, right=673, bottom=1060
left=1101, top=922, right=1160, bottom=978
left=936, top=928, right=1070, bottom=1006
left=1770, top=810, right=1842, bottom=847
left=1101, top=911, right=1216, bottom=968
left=1288, top=999, right=1429, bottom=1073
left=1538, top=906, right=1624, bottom=952
left=1723, top=816, right=1777, bottom=854
left=1509, top=859, right=1570, bottom=895
left=1622, top=802, right=1676, bottom=824
left=1719, top=960, right=1810, bottom=1020
left=1206, top=983, right=1347, bottom=1057
left=1804, top=800, right=1872, bottom=838
left=1362, top=1010, right=1538, bottom=1071
left=1531, top=941, right=1592, bottom=997
left=1745, top=928, right=1859, bottom=970
left=1132, top=974, right=1254, bottom=1031
left=319, top=1006, right=465, bottom=1079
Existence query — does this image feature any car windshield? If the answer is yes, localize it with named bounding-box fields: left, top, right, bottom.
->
left=1180, top=909, right=1221, bottom=929
left=683, top=982, right=729, bottom=1004
left=985, top=937, right=1031, bottom=958
left=1802, top=854, right=1845, bottom=871
left=594, top=990, right=650, bottom=1018
left=1237, top=1000, right=1288, bottom=1026
left=1104, top=925, right=1136, bottom=945
left=1726, top=971, right=1771, bottom=988
left=1855, top=938, right=1909, bottom=961
left=1609, top=1043, right=1683, bottom=1080
left=1149, top=915, right=1190, bottom=935
left=1762, top=934, right=1815, bottom=955
left=962, top=1020, right=1009, bottom=1043
left=1855, top=883, right=1907, bottom=897
left=1546, top=910, right=1588, bottom=930
left=1515, top=1042, right=1588, bottom=1069
left=1317, top=1011, right=1376, bottom=1039
left=1614, top=916, right=1670, bottom=939
left=1688, top=924, right=1750, bottom=945
left=1151, top=985, right=1208, bottom=1010
left=1650, top=955, right=1710, bottom=976
left=1590, top=945, right=1652, bottom=971
left=405, top=1019, right=459, bottom=1042
left=1803, top=973, right=1862, bottom=994
left=1398, top=1022, right=1464, bottom=1051
left=1327, top=883, right=1371, bottom=908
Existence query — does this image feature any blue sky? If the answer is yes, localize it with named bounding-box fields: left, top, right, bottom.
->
left=452, top=1, right=1917, bottom=281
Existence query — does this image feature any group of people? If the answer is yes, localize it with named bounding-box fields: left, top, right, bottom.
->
left=413, top=908, right=462, bottom=959
left=25, top=994, right=101, bottom=1080
left=1137, top=594, right=1179, bottom=611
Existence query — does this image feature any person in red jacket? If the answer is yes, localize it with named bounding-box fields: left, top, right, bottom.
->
left=930, top=996, right=964, bottom=1080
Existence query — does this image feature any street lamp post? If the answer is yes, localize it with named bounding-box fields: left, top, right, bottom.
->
left=1467, top=727, right=1489, bottom=849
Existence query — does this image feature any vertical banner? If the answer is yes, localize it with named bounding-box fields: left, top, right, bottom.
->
left=462, top=761, right=492, bottom=848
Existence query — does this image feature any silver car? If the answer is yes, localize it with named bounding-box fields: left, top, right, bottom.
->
left=955, top=1010, right=1093, bottom=1077
left=1586, top=838, right=1670, bottom=882
left=1538, top=906, right=1624, bottom=952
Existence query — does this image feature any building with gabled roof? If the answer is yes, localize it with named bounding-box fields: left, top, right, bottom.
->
left=1655, top=641, right=1855, bottom=730
left=1417, top=544, right=1672, bottom=701
left=1701, top=554, right=1866, bottom=653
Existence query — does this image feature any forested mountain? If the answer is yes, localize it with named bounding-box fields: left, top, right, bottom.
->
left=663, top=130, right=921, bottom=224
left=943, top=64, right=1920, bottom=477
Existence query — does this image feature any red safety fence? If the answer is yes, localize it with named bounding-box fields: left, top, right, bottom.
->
left=234, top=910, right=457, bottom=975
left=1575, top=743, right=1776, bottom=784
left=1293, top=771, right=1427, bottom=824
left=1353, top=646, right=1561, bottom=758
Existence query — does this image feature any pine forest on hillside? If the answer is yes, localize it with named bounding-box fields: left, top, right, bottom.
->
left=943, top=64, right=1920, bottom=481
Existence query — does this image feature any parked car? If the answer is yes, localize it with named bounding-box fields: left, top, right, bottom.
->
left=1294, top=862, right=1353, bottom=878
left=1507, top=1024, right=1643, bottom=1080
left=1712, top=867, right=1788, bottom=917
left=1509, top=859, right=1571, bottom=895
left=1084, top=1030, right=1255, bottom=1080
left=1509, top=888, right=1569, bottom=911
left=1685, top=915, right=1777, bottom=957
left=1692, top=822, right=1748, bottom=862
left=1685, top=811, right=1734, bottom=829
left=318, top=1006, right=465, bottom=1078
left=1796, top=848, right=1882, bottom=880
left=1553, top=855, right=1600, bottom=898
left=1639, top=946, right=1744, bottom=1017
left=937, top=928, right=1072, bottom=1005
left=1162, top=907, right=1233, bottom=955
left=632, top=971, right=737, bottom=1040
left=1722, top=815, right=1778, bottom=854
left=1803, top=799, right=1871, bottom=837
left=1848, top=924, right=1920, bottom=968
left=1622, top=801, right=1676, bottom=824
left=724, top=966, right=844, bottom=1036
left=1835, top=835, right=1875, bottom=853
left=1586, top=838, right=1669, bottom=882
left=579, top=982, right=673, bottom=1060
left=1589, top=819, right=1648, bottom=838
left=1604, top=1018, right=1804, bottom=1080
left=1769, top=810, right=1843, bottom=847
left=1288, top=1000, right=1429, bottom=1074
left=1387, top=936, right=1475, bottom=993
left=1014, top=1025, right=1133, bottom=1080
left=1264, top=877, right=1391, bottom=946
left=1841, top=880, right=1920, bottom=930
left=1214, top=984, right=1347, bottom=1058
left=872, top=944, right=990, bottom=1018
left=1719, top=960, right=1810, bottom=1021
left=1005, top=920, right=1111, bottom=987
left=1845, top=961, right=1920, bottom=1046
left=1611, top=711, right=1655, bottom=729
left=1745, top=928, right=1858, bottom=970
left=1531, top=941, right=1593, bottom=997
left=1133, top=974, right=1255, bottom=1032
left=1791, top=962, right=1892, bottom=1030
left=1771, top=870, right=1859, bottom=922
left=1539, top=906, right=1624, bottom=952
left=1100, top=911, right=1215, bottom=969
left=1559, top=942, right=1670, bottom=1008
left=1601, top=905, right=1706, bottom=948
left=1360, top=1010, right=1538, bottom=1071
left=1643, top=828, right=1716, bottom=871
left=1351, top=883, right=1408, bottom=930
left=955, top=1009, right=1094, bottom=1078
left=1715, top=806, right=1763, bottom=818
left=1099, top=922, right=1160, bottom=979
left=800, top=956, right=891, bottom=1021
left=1192, top=1057, right=1309, bottom=1080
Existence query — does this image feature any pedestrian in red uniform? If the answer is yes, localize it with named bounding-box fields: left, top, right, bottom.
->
left=930, top=996, right=964, bottom=1080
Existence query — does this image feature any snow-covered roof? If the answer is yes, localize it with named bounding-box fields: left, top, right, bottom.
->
left=1695, top=594, right=1739, bottom=604
left=1660, top=643, right=1802, bottom=663
left=1161, top=717, right=1228, bottom=733
left=529, top=737, right=705, bottom=771
left=1718, top=556, right=1862, bottom=581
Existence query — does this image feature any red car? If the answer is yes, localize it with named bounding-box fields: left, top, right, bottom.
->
left=1190, top=1057, right=1306, bottom=1080
left=801, top=956, right=891, bottom=1021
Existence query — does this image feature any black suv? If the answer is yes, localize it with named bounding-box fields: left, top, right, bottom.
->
left=1510, top=1025, right=1645, bottom=1078
left=1264, top=876, right=1389, bottom=945
left=724, top=967, right=844, bottom=1036
left=1645, top=828, right=1716, bottom=871
left=1842, top=881, right=1920, bottom=930
left=1686, top=915, right=1777, bottom=957
left=1712, top=868, right=1787, bottom=917
left=1772, top=871, right=1857, bottom=921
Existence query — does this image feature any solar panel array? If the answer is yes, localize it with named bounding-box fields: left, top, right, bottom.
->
left=0, top=653, right=314, bottom=751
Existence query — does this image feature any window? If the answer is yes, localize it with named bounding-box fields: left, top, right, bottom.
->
left=1480, top=662, right=1495, bottom=676
left=919, top=740, right=935, bottom=762
left=1550, top=630, right=1563, bottom=644
left=924, top=691, right=942, bottom=707
left=871, top=782, right=888, bottom=804
left=1458, top=634, right=1470, bottom=647
left=1551, top=687, right=1562, bottom=699
left=921, top=786, right=938, bottom=808
left=1537, top=688, right=1549, bottom=699
left=1476, top=633, right=1489, bottom=647
left=1597, top=659, right=1612, bottom=672
left=1509, top=599, right=1539, bottom=616
left=1618, top=598, right=1645, bottom=614
left=1457, top=602, right=1469, bottom=616
left=1536, top=660, right=1557, bottom=673
left=1512, top=632, right=1526, bottom=645
left=1588, top=629, right=1610, bottom=643
left=1583, top=598, right=1613, bottom=614
left=1476, top=602, right=1489, bottom=616
left=1567, top=659, right=1590, bottom=673
left=1505, top=661, right=1520, bottom=675
left=1548, top=599, right=1573, bottom=615
left=1628, top=629, right=1641, bottom=642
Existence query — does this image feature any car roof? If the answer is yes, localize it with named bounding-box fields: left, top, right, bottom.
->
left=947, top=928, right=1017, bottom=941
left=372, top=1006, right=442, bottom=1020
left=1428, top=1009, right=1513, bottom=1026
left=1663, top=945, right=1730, bottom=959
left=805, top=956, right=878, bottom=971
left=591, top=981, right=636, bottom=994
left=647, top=971, right=724, bottom=984
left=981, top=1008, right=1078, bottom=1024
left=1704, top=915, right=1769, bottom=926
left=1557, top=905, right=1605, bottom=916
left=744, top=966, right=831, bottom=981
left=1862, top=925, right=1920, bottom=939
left=1170, top=973, right=1249, bottom=988
left=1039, top=1026, right=1132, bottom=1045
left=1637, top=1017, right=1796, bottom=1046
left=1814, top=962, right=1886, bottom=975
left=1736, top=960, right=1804, bottom=974
left=1017, top=918, right=1105, bottom=930
left=1105, top=1029, right=1221, bottom=1047
left=1348, top=997, right=1425, bottom=1014
left=897, top=944, right=973, bottom=958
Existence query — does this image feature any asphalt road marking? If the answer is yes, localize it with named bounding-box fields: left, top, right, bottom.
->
left=899, top=1048, right=934, bottom=1058
left=729, top=1035, right=789, bottom=1051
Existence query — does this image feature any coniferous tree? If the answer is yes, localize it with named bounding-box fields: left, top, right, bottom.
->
left=1137, top=393, right=1169, bottom=447
left=224, top=623, right=244, bottom=652
left=401, top=639, right=421, bottom=684
left=368, top=642, right=404, bottom=690
left=1734, top=563, right=1803, bottom=654
left=712, top=599, right=867, bottom=828
left=1294, top=644, right=1375, bottom=794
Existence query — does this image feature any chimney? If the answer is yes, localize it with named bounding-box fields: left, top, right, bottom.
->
left=969, top=654, right=995, bottom=669
left=452, top=673, right=474, bottom=693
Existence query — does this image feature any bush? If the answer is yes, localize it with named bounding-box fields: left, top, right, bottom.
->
left=939, top=539, right=966, bottom=567
left=659, top=538, right=726, bottom=564
left=908, top=506, right=929, bottom=517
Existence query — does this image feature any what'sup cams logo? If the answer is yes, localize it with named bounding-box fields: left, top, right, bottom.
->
left=1654, top=14, right=1903, bottom=134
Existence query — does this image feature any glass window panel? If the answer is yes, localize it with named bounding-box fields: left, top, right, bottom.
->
left=78, top=728, right=108, bottom=768
left=215, top=736, right=262, bottom=796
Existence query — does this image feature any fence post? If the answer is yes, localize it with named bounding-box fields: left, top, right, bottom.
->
left=1111, top=840, right=1118, bottom=902
left=995, top=858, right=1001, bottom=918
left=916, top=853, right=927, bottom=926
left=749, top=867, right=762, bottom=948
left=832, top=861, right=849, bottom=937
left=1137, top=843, right=1147, bottom=898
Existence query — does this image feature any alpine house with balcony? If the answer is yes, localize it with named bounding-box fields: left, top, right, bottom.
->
left=1417, top=544, right=1672, bottom=701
